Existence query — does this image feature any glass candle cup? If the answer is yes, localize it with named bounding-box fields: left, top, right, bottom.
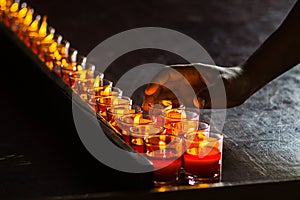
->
left=86, top=85, right=121, bottom=102
left=118, top=113, right=157, bottom=145
left=128, top=124, right=165, bottom=153
left=144, top=134, right=183, bottom=186
left=161, top=107, right=200, bottom=136
left=183, top=131, right=223, bottom=185
left=106, top=103, right=141, bottom=131
left=90, top=95, right=132, bottom=120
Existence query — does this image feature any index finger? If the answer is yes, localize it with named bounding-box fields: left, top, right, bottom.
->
left=145, top=69, right=170, bottom=95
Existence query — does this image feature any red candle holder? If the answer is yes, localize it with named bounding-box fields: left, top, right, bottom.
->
left=144, top=134, right=183, bottom=186
left=183, top=131, right=223, bottom=185
left=161, top=107, right=200, bottom=136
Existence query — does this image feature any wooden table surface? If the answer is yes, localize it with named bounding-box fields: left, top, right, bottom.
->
left=0, top=0, right=299, bottom=199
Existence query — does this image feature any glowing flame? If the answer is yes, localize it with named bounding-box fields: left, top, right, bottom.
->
left=112, top=98, right=119, bottom=105
left=0, top=0, right=6, bottom=10
left=28, top=15, right=41, bottom=32
left=77, top=65, right=83, bottom=71
left=38, top=16, right=47, bottom=37
left=18, top=7, right=27, bottom=18
left=161, top=99, right=173, bottom=110
left=53, top=50, right=61, bottom=61
left=93, top=75, right=101, bottom=88
left=43, top=33, right=54, bottom=42
left=61, top=59, right=68, bottom=67
left=79, top=70, right=87, bottom=80
left=133, top=114, right=141, bottom=124
left=158, top=141, right=166, bottom=150
left=23, top=8, right=33, bottom=26
left=10, top=2, right=18, bottom=13
left=102, top=86, right=111, bottom=96
left=48, top=42, right=57, bottom=53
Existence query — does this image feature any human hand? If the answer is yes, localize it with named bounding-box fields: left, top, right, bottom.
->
left=142, top=63, right=248, bottom=112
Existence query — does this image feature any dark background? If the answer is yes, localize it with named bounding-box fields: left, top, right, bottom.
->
left=1, top=0, right=299, bottom=199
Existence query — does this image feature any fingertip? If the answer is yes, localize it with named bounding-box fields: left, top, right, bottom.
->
left=145, top=83, right=160, bottom=95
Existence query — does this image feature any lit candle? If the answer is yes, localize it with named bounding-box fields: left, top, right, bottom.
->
left=183, top=131, right=223, bottom=184
left=144, top=134, right=183, bottom=186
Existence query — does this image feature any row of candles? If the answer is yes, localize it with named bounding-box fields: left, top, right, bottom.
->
left=0, top=0, right=224, bottom=186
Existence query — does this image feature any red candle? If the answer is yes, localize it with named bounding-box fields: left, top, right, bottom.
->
left=184, top=147, right=221, bottom=178
left=148, top=156, right=182, bottom=185
left=183, top=131, right=223, bottom=183
left=144, top=134, right=183, bottom=186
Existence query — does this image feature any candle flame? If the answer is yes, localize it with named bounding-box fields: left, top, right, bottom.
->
left=79, top=70, right=87, bottom=80
left=53, top=50, right=61, bottom=61
left=93, top=75, right=101, bottom=88
left=49, top=42, right=57, bottom=53
left=133, top=114, right=141, bottom=124
left=9, top=2, right=18, bottom=12
left=161, top=100, right=172, bottom=107
left=112, top=98, right=119, bottom=105
left=43, top=33, right=54, bottom=42
left=18, top=6, right=27, bottom=18
left=0, top=0, right=6, bottom=9
left=61, top=58, right=68, bottom=67
left=158, top=141, right=166, bottom=150
left=38, top=16, right=47, bottom=37
left=77, top=65, right=83, bottom=71
left=28, top=15, right=40, bottom=32
left=23, top=8, right=33, bottom=26
left=102, top=86, right=111, bottom=96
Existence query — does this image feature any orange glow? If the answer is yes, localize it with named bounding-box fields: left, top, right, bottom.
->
left=133, top=114, right=142, bottom=124
left=9, top=2, right=18, bottom=13
left=158, top=141, right=166, bottom=150
left=53, top=50, right=62, bottom=61
left=102, top=86, right=111, bottom=96
left=93, top=75, right=101, bottom=88
left=61, top=58, right=68, bottom=67
left=23, top=8, right=33, bottom=26
left=48, top=42, right=57, bottom=53
left=77, top=65, right=83, bottom=71
left=0, top=0, right=6, bottom=10
left=28, top=15, right=40, bottom=32
left=161, top=100, right=173, bottom=110
left=18, top=7, right=27, bottom=18
left=38, top=16, right=47, bottom=37
left=42, top=33, right=54, bottom=42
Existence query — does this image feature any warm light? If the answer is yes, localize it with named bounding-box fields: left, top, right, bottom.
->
left=23, top=8, right=33, bottom=26
left=77, top=65, right=83, bottom=71
left=102, top=86, right=111, bottom=96
left=18, top=7, right=27, bottom=18
left=159, top=141, right=166, bottom=150
left=112, top=98, right=119, bottom=105
left=53, top=50, right=62, bottom=61
left=167, top=110, right=182, bottom=119
left=38, top=16, right=47, bottom=37
left=48, top=42, right=57, bottom=53
left=79, top=70, right=87, bottom=80
left=61, top=58, right=68, bottom=67
left=43, top=33, right=54, bottom=42
left=9, top=2, right=18, bottom=13
left=93, top=75, right=101, bottom=88
left=0, top=0, right=6, bottom=10
left=161, top=100, right=172, bottom=107
left=133, top=114, right=142, bottom=124
left=28, top=15, right=41, bottom=32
